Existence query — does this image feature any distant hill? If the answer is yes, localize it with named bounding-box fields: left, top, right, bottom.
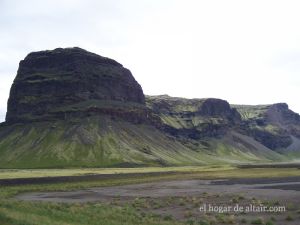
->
left=0, top=47, right=299, bottom=168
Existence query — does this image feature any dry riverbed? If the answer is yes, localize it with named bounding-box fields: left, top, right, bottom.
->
left=16, top=176, right=300, bottom=225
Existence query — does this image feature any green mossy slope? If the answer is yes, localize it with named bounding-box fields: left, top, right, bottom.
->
left=0, top=116, right=286, bottom=169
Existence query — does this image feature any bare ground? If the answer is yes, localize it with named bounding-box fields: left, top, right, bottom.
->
left=16, top=176, right=300, bottom=225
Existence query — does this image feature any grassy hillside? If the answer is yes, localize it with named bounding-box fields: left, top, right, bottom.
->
left=0, top=115, right=287, bottom=169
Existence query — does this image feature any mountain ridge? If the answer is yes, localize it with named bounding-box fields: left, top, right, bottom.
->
left=0, top=47, right=299, bottom=168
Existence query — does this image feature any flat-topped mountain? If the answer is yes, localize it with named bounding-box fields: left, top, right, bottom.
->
left=0, top=47, right=299, bottom=168
left=6, top=47, right=145, bottom=123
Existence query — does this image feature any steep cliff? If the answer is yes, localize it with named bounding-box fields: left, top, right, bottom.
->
left=233, top=103, right=300, bottom=151
left=146, top=95, right=241, bottom=139
left=6, top=47, right=145, bottom=123
left=0, top=47, right=298, bottom=168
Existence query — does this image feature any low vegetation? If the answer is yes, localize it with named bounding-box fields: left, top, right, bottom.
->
left=0, top=167, right=300, bottom=225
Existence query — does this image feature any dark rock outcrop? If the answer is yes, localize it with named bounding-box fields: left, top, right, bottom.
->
left=146, top=95, right=241, bottom=139
left=247, top=128, right=293, bottom=150
left=266, top=103, right=300, bottom=139
left=266, top=103, right=300, bottom=126
left=6, top=47, right=145, bottom=123
left=234, top=103, right=300, bottom=150
left=198, top=98, right=241, bottom=122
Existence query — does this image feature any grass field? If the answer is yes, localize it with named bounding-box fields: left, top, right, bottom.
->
left=0, top=166, right=300, bottom=225
left=0, top=165, right=234, bottom=179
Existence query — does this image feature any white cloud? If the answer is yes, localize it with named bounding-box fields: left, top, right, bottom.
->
left=1, top=0, right=300, bottom=122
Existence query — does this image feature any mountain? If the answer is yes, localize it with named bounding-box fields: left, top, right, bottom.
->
left=6, top=47, right=145, bottom=123
left=233, top=104, right=300, bottom=155
left=0, top=47, right=299, bottom=168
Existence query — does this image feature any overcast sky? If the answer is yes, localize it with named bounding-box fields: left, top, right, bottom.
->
left=1, top=0, right=300, bottom=122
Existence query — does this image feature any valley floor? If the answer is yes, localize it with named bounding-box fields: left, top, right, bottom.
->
left=1, top=165, right=300, bottom=225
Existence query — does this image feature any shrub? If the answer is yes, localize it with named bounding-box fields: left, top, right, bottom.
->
left=251, top=217, right=263, bottom=225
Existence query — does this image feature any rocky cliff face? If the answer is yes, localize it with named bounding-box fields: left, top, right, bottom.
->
left=148, top=95, right=300, bottom=151
left=234, top=103, right=300, bottom=150
left=266, top=103, right=300, bottom=128
left=198, top=98, right=241, bottom=121
left=6, top=47, right=145, bottom=123
left=1, top=47, right=300, bottom=168
left=146, top=95, right=241, bottom=139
